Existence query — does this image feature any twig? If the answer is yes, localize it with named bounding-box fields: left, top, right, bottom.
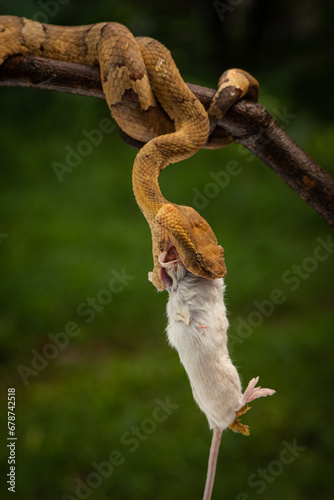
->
left=1, top=55, right=333, bottom=229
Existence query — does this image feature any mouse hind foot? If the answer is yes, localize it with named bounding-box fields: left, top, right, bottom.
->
left=229, top=377, right=275, bottom=435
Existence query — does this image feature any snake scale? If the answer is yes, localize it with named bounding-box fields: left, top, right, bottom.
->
left=0, top=16, right=259, bottom=290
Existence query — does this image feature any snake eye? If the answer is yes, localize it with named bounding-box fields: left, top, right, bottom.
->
left=196, top=253, right=202, bottom=262
left=194, top=221, right=207, bottom=231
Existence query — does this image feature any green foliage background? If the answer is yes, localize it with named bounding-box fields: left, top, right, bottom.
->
left=0, top=1, right=333, bottom=499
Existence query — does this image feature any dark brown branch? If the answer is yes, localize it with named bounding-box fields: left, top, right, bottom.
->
left=1, top=55, right=333, bottom=229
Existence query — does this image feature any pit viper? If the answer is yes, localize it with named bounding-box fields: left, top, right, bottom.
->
left=0, top=16, right=259, bottom=290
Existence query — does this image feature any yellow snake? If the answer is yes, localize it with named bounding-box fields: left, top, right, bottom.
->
left=0, top=16, right=258, bottom=290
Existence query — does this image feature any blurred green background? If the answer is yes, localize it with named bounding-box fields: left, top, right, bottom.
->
left=0, top=1, right=333, bottom=499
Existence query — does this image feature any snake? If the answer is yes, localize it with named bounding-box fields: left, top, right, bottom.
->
left=0, top=16, right=258, bottom=290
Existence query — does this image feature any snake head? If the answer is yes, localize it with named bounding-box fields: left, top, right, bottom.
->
left=155, top=203, right=226, bottom=282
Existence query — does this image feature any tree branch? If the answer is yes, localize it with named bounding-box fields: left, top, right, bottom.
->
left=1, top=55, right=333, bottom=229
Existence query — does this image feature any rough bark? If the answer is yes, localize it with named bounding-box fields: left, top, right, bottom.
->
left=1, top=55, right=333, bottom=229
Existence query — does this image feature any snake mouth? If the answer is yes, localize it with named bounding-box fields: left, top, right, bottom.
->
left=159, top=240, right=182, bottom=288
left=158, top=239, right=226, bottom=288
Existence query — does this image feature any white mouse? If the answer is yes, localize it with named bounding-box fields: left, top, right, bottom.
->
left=157, top=244, right=275, bottom=500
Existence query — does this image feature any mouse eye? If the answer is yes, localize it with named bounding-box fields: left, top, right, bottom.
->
left=196, top=253, right=202, bottom=262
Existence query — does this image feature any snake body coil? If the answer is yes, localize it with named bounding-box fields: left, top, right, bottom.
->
left=0, top=16, right=227, bottom=289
